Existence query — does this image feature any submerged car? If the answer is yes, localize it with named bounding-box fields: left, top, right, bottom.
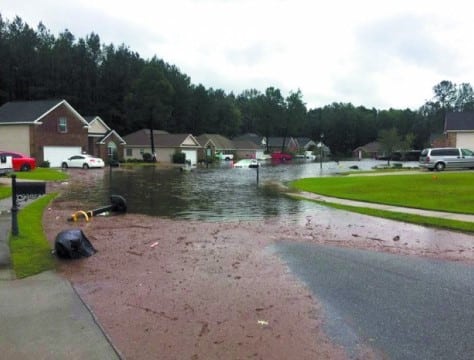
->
left=61, top=154, right=105, bottom=169
left=233, top=159, right=259, bottom=168
left=0, top=151, right=36, bottom=171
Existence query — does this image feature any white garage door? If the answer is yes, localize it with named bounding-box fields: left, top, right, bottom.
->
left=181, top=149, right=197, bottom=166
left=456, top=133, right=474, bottom=149
left=44, top=146, right=82, bottom=167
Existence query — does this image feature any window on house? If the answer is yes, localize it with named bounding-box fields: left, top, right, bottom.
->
left=139, top=149, right=145, bottom=155
left=107, top=142, right=117, bottom=159
left=58, top=117, right=68, bottom=133
left=126, top=148, right=133, bottom=156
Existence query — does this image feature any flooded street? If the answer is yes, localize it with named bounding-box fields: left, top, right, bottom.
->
left=45, top=161, right=474, bottom=359
left=60, top=159, right=418, bottom=220
left=56, top=159, right=474, bottom=261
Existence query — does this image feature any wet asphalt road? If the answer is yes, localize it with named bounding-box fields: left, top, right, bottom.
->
left=273, top=243, right=474, bottom=360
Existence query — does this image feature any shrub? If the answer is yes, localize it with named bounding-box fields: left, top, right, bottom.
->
left=142, top=153, right=153, bottom=162
left=39, top=160, right=50, bottom=168
left=172, top=152, right=186, bottom=164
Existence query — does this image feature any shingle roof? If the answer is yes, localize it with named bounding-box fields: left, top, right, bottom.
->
left=154, top=134, right=198, bottom=148
left=267, top=137, right=296, bottom=147
left=97, top=130, right=127, bottom=145
left=445, top=112, right=474, bottom=131
left=123, top=129, right=200, bottom=148
left=353, top=141, right=380, bottom=153
left=233, top=140, right=260, bottom=150
left=0, top=99, right=64, bottom=124
left=233, top=133, right=263, bottom=145
left=296, top=137, right=316, bottom=146
left=123, top=129, right=166, bottom=144
left=197, top=134, right=235, bottom=149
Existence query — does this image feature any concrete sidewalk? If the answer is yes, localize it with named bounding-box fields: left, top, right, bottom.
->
left=295, top=191, right=474, bottom=223
left=0, top=199, right=120, bottom=359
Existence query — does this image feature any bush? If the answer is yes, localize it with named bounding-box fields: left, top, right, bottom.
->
left=172, top=152, right=186, bottom=164
left=142, top=153, right=153, bottom=162
left=39, top=160, right=50, bottom=168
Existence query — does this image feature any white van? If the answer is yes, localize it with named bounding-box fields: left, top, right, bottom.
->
left=419, top=147, right=474, bottom=171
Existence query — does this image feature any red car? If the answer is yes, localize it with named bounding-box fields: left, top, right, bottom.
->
left=271, top=151, right=292, bottom=161
left=0, top=151, right=36, bottom=171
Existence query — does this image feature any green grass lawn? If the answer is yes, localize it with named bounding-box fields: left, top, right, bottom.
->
left=0, top=168, right=68, bottom=201
left=9, top=193, right=57, bottom=278
left=0, top=184, right=11, bottom=199
left=290, top=172, right=474, bottom=214
left=2, top=168, right=67, bottom=277
left=13, top=167, right=69, bottom=181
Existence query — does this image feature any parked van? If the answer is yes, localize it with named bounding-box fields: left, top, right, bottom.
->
left=419, top=147, right=474, bottom=171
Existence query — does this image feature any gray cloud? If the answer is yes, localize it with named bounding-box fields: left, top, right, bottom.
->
left=225, top=42, right=279, bottom=66
left=356, top=13, right=454, bottom=73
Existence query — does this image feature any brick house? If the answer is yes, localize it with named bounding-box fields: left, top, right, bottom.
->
left=85, top=116, right=126, bottom=162
left=0, top=99, right=126, bottom=167
left=0, top=99, right=89, bottom=167
left=443, top=112, right=474, bottom=148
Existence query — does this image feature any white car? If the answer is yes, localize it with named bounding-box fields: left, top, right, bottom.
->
left=61, top=154, right=105, bottom=169
left=233, top=159, right=259, bottom=168
left=215, top=152, right=234, bottom=161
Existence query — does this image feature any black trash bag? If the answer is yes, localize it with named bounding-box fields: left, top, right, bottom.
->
left=54, top=229, right=97, bottom=259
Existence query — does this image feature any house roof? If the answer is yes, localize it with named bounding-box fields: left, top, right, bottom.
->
left=353, top=141, right=380, bottom=153
left=197, top=134, right=235, bottom=149
left=154, top=134, right=200, bottom=148
left=233, top=133, right=264, bottom=145
left=266, top=137, right=297, bottom=147
left=123, top=129, right=200, bottom=148
left=445, top=112, right=474, bottom=132
left=233, top=140, right=261, bottom=150
left=0, top=99, right=89, bottom=126
left=97, top=130, right=127, bottom=145
left=296, top=137, right=316, bottom=147
left=84, top=115, right=111, bottom=133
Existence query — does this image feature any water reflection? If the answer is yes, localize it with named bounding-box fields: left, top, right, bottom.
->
left=63, top=160, right=418, bottom=221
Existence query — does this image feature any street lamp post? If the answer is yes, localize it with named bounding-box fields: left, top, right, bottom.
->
left=319, top=133, right=324, bottom=170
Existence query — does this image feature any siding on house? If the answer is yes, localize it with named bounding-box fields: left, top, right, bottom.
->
left=0, top=125, right=30, bottom=153
left=123, top=129, right=201, bottom=164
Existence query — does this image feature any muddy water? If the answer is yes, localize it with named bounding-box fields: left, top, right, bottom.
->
left=58, top=158, right=474, bottom=260
left=60, top=160, right=415, bottom=220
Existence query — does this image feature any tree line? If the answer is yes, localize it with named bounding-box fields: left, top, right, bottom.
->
left=2, top=14, right=474, bottom=156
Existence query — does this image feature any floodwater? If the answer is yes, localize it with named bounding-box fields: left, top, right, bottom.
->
left=62, top=159, right=418, bottom=221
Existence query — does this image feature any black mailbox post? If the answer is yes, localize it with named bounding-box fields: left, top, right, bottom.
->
left=11, top=175, right=46, bottom=236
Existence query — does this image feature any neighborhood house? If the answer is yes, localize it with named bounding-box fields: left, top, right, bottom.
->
left=123, top=129, right=201, bottom=166
left=0, top=99, right=125, bottom=167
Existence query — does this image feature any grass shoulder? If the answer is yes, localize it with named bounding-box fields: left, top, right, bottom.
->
left=13, top=168, right=69, bottom=181
left=0, top=168, right=68, bottom=200
left=9, top=193, right=57, bottom=278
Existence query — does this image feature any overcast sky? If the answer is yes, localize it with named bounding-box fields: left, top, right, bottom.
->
left=2, top=0, right=473, bottom=110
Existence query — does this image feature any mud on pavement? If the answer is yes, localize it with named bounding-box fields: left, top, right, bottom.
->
left=42, top=170, right=474, bottom=359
